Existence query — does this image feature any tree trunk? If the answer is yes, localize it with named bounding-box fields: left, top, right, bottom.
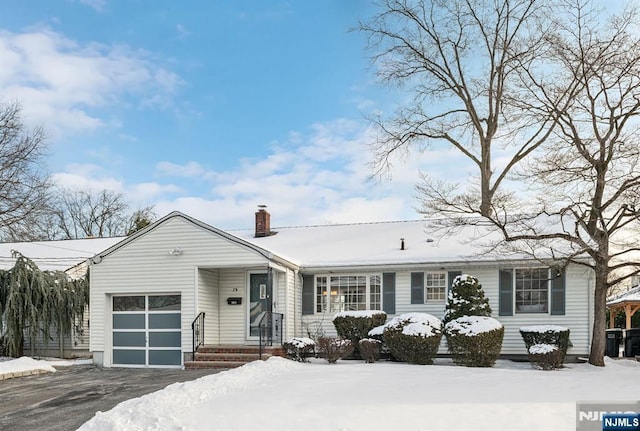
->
left=588, top=269, right=608, bottom=366
left=59, top=328, right=64, bottom=359
left=479, top=143, right=492, bottom=217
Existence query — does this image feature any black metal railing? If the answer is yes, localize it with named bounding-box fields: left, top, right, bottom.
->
left=258, top=311, right=283, bottom=359
left=191, top=312, right=205, bottom=359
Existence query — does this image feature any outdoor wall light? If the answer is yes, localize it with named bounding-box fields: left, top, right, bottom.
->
left=168, top=247, right=184, bottom=256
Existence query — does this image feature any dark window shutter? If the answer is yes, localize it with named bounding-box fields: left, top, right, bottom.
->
left=550, top=268, right=566, bottom=315
left=382, top=272, right=396, bottom=314
left=411, top=272, right=424, bottom=304
left=499, top=269, right=514, bottom=316
left=302, top=274, right=314, bottom=315
left=447, top=271, right=462, bottom=297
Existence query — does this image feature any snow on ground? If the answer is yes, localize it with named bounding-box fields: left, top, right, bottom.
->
left=0, top=356, right=93, bottom=378
left=0, top=356, right=57, bottom=376
left=78, top=356, right=640, bottom=431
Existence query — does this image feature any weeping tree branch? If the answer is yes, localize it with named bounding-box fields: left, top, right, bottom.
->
left=0, top=252, right=89, bottom=358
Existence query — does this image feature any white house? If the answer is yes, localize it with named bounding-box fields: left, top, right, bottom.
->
left=88, top=209, right=595, bottom=368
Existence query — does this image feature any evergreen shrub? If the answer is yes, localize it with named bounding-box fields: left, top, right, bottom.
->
left=519, top=325, right=570, bottom=364
left=444, top=316, right=504, bottom=367
left=283, top=337, right=315, bottom=362
left=443, top=274, right=491, bottom=324
left=527, top=343, right=563, bottom=370
left=332, top=310, right=387, bottom=358
left=382, top=313, right=443, bottom=365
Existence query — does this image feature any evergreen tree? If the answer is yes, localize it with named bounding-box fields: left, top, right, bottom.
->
left=443, top=274, right=492, bottom=324
left=0, top=252, right=88, bottom=357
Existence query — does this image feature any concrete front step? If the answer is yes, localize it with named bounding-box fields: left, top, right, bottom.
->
left=196, top=345, right=285, bottom=355
left=194, top=352, right=268, bottom=362
left=184, top=345, right=285, bottom=369
left=184, top=360, right=246, bottom=369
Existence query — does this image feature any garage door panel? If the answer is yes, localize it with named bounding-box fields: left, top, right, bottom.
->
left=113, top=296, right=145, bottom=311
left=112, top=294, right=182, bottom=368
left=113, top=349, right=146, bottom=365
left=149, top=313, right=181, bottom=329
left=149, top=295, right=181, bottom=310
left=149, top=332, right=181, bottom=347
left=113, top=314, right=145, bottom=329
left=113, top=332, right=146, bottom=347
left=149, top=350, right=182, bottom=366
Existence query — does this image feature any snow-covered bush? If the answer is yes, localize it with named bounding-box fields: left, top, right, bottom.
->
left=283, top=337, right=315, bottom=362
left=382, top=313, right=443, bottom=365
left=444, top=316, right=504, bottom=367
left=443, top=274, right=491, bottom=324
left=332, top=310, right=387, bottom=358
left=316, top=337, right=353, bottom=364
left=358, top=338, right=382, bottom=363
left=527, top=343, right=563, bottom=370
left=519, top=325, right=570, bottom=365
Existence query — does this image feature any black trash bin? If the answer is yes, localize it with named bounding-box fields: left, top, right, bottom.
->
left=606, top=328, right=624, bottom=357
left=624, top=328, right=640, bottom=357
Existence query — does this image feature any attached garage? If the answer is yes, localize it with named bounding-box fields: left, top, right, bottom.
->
left=89, top=211, right=284, bottom=368
left=112, top=294, right=182, bottom=367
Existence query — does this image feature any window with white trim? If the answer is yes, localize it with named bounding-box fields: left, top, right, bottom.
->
left=425, top=272, right=446, bottom=301
left=315, top=275, right=381, bottom=313
left=515, top=268, right=549, bottom=313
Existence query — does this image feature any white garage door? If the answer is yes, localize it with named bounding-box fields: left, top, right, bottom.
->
left=112, top=294, right=182, bottom=367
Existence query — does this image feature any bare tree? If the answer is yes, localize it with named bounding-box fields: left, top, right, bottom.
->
left=51, top=188, right=155, bottom=239
left=483, top=0, right=640, bottom=366
left=363, top=0, right=640, bottom=366
left=359, top=0, right=576, bottom=216
left=0, top=101, right=50, bottom=239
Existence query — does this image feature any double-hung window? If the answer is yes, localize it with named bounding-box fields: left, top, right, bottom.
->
left=315, top=275, right=381, bottom=312
left=425, top=273, right=446, bottom=301
left=515, top=268, right=549, bottom=313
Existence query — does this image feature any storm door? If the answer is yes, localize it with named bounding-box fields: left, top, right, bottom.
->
left=248, top=273, right=271, bottom=338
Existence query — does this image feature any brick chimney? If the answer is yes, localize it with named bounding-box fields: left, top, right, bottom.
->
left=255, top=205, right=271, bottom=237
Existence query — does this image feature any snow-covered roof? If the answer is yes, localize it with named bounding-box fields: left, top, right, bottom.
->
left=61, top=212, right=578, bottom=273
left=0, top=237, right=125, bottom=272
left=607, top=285, right=640, bottom=305
left=234, top=220, right=536, bottom=269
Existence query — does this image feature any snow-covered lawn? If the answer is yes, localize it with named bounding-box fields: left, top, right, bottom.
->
left=2, top=355, right=637, bottom=430
left=0, top=356, right=92, bottom=379
left=75, top=356, right=640, bottom=431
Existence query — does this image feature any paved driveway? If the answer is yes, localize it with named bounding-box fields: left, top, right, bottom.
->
left=0, top=365, right=224, bottom=431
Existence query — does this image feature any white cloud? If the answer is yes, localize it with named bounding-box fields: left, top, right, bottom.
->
left=52, top=164, right=124, bottom=192
left=175, top=24, right=189, bottom=40
left=156, top=161, right=207, bottom=178
left=128, top=182, right=182, bottom=203
left=74, top=0, right=107, bottom=12
left=0, top=28, right=182, bottom=137
left=51, top=118, right=474, bottom=229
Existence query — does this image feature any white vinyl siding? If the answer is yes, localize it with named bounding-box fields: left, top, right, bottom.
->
left=90, top=216, right=269, bottom=365
left=302, top=263, right=593, bottom=357
left=23, top=312, right=90, bottom=358
left=197, top=268, right=219, bottom=345
left=285, top=268, right=297, bottom=341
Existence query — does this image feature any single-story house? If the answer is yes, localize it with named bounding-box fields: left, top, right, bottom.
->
left=0, top=236, right=123, bottom=357
left=88, top=209, right=595, bottom=368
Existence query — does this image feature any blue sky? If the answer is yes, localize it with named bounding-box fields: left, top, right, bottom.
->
left=0, top=1, right=461, bottom=229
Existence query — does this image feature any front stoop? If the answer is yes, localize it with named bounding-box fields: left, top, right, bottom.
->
left=184, top=345, right=286, bottom=369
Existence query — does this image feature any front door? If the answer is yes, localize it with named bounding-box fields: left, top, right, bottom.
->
left=248, top=273, right=271, bottom=337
